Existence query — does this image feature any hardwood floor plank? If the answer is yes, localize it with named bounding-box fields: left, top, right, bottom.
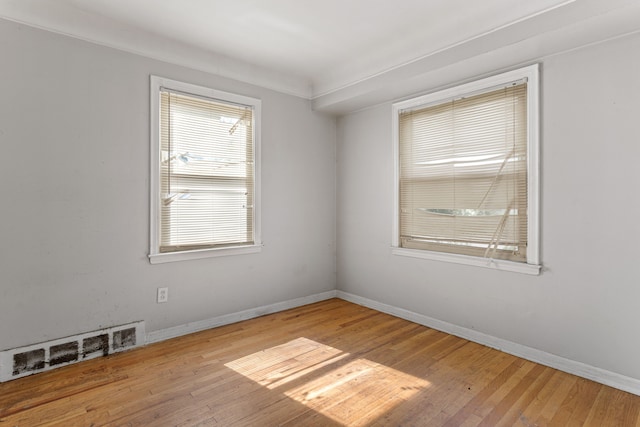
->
left=552, top=377, right=603, bottom=426
left=488, top=364, right=556, bottom=426
left=441, top=358, right=528, bottom=426
left=532, top=373, right=580, bottom=425
left=1, top=298, right=639, bottom=426
left=517, top=369, right=571, bottom=424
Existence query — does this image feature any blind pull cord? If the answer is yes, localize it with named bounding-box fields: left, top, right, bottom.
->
left=477, top=148, right=515, bottom=209
left=484, top=199, right=515, bottom=260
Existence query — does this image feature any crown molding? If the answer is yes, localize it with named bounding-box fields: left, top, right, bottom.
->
left=312, top=0, right=640, bottom=114
left=2, top=0, right=639, bottom=112
left=0, top=1, right=313, bottom=98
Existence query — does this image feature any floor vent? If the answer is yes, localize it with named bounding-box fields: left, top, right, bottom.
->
left=0, top=321, right=144, bottom=382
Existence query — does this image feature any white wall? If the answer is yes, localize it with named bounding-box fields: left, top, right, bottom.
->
left=336, top=33, right=640, bottom=380
left=0, top=19, right=336, bottom=350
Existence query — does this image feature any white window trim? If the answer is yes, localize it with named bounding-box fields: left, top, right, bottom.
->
left=148, top=76, right=262, bottom=264
left=391, top=64, right=540, bottom=275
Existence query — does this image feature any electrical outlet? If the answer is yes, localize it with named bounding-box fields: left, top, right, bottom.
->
left=157, top=287, right=169, bottom=303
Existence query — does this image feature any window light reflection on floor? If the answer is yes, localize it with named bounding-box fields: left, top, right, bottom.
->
left=225, top=337, right=430, bottom=426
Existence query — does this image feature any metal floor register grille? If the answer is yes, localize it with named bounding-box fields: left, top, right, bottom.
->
left=0, top=321, right=145, bottom=382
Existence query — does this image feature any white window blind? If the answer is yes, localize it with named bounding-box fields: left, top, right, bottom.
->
left=398, top=82, right=528, bottom=262
left=158, top=88, right=255, bottom=254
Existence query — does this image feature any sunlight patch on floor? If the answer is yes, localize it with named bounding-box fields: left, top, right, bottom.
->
left=225, top=337, right=430, bottom=426
left=225, top=337, right=349, bottom=389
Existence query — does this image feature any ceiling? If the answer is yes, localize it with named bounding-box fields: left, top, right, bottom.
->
left=2, top=0, right=640, bottom=113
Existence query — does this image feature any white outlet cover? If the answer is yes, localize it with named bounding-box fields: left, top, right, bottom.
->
left=157, top=287, right=168, bottom=303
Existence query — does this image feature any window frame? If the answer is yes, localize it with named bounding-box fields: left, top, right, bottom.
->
left=149, top=76, right=262, bottom=264
left=391, top=65, right=540, bottom=275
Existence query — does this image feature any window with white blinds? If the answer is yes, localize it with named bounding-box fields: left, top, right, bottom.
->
left=392, top=65, right=540, bottom=274
left=149, top=76, right=261, bottom=264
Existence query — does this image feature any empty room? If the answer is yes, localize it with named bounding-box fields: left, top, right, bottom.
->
left=1, top=0, right=640, bottom=425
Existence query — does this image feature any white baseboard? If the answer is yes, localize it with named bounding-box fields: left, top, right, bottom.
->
left=336, top=291, right=640, bottom=397
left=144, top=289, right=640, bottom=396
left=145, top=290, right=337, bottom=344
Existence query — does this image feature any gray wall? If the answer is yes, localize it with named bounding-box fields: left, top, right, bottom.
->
left=336, top=33, right=640, bottom=380
left=0, top=19, right=336, bottom=350
left=2, top=15, right=640, bottom=385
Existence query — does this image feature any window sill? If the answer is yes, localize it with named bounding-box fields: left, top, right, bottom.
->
left=149, top=244, right=262, bottom=264
left=391, top=247, right=541, bottom=275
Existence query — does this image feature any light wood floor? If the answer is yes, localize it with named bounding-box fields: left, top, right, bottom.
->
left=1, top=299, right=639, bottom=426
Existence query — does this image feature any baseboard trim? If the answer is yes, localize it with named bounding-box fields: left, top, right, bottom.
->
left=144, top=289, right=640, bottom=396
left=146, top=290, right=338, bottom=344
left=336, top=290, right=640, bottom=397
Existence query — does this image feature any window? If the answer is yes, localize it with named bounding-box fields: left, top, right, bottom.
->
left=149, top=76, right=261, bottom=264
left=392, top=65, right=540, bottom=274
